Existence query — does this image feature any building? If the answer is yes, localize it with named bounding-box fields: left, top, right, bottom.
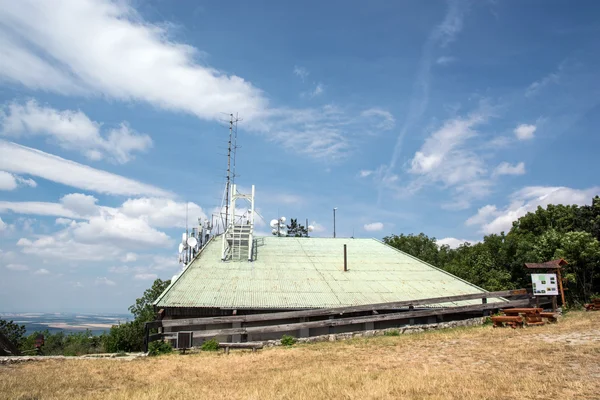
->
left=154, top=234, right=504, bottom=343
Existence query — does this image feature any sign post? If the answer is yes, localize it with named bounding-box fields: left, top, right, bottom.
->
left=531, top=273, right=559, bottom=311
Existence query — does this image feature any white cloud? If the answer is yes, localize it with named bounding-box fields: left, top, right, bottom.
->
left=359, top=170, right=373, bottom=178
left=437, top=237, right=473, bottom=249
left=364, top=222, right=384, bottom=232
left=55, top=217, right=73, bottom=225
left=0, top=200, right=79, bottom=218
left=121, top=252, right=137, bottom=263
left=0, top=0, right=267, bottom=122
left=0, top=216, right=6, bottom=231
left=308, top=83, right=324, bottom=97
left=0, top=100, right=152, bottom=163
left=109, top=266, right=130, bottom=274
left=6, top=263, right=29, bottom=271
left=0, top=171, right=36, bottom=190
left=493, top=162, right=526, bottom=177
left=0, top=2, right=383, bottom=161
left=360, top=108, right=396, bottom=130
left=95, top=277, right=116, bottom=286
left=436, top=56, right=456, bottom=65
left=293, top=66, right=309, bottom=81
left=407, top=112, right=491, bottom=207
left=467, top=186, right=600, bottom=234
left=514, top=124, right=536, bottom=140
left=134, top=273, right=158, bottom=281
left=120, top=198, right=206, bottom=228
left=0, top=141, right=171, bottom=197
left=60, top=193, right=99, bottom=217
left=525, top=62, right=565, bottom=97
left=34, top=268, right=50, bottom=275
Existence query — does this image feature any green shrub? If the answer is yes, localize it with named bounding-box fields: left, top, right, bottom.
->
left=148, top=340, right=173, bottom=356
left=200, top=338, right=219, bottom=351
left=280, top=334, right=296, bottom=346
left=384, top=329, right=400, bottom=336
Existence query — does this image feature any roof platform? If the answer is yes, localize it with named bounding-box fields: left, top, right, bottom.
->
left=155, top=236, right=503, bottom=312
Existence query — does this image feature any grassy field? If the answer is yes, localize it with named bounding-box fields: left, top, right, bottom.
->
left=2, top=311, right=599, bottom=400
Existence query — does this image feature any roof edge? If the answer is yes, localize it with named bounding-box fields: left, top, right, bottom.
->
left=374, top=237, right=495, bottom=296
left=153, top=234, right=219, bottom=308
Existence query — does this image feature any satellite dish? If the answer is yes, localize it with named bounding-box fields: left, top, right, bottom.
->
left=308, top=225, right=314, bottom=232
left=171, top=274, right=178, bottom=281
left=271, top=228, right=278, bottom=234
left=178, top=243, right=184, bottom=254
left=280, top=216, right=286, bottom=223
left=187, top=237, right=198, bottom=248
left=181, top=232, right=187, bottom=244
left=270, top=219, right=279, bottom=228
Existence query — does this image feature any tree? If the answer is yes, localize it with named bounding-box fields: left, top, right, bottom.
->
left=105, top=278, right=171, bottom=353
left=383, top=233, right=441, bottom=266
left=0, top=319, right=26, bottom=349
left=286, top=218, right=308, bottom=237
left=128, top=278, right=171, bottom=323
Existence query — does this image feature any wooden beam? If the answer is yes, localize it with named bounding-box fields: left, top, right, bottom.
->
left=163, top=299, right=530, bottom=339
left=158, top=289, right=527, bottom=328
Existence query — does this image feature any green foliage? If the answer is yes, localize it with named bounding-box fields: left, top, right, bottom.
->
left=148, top=340, right=173, bottom=356
left=384, top=329, right=400, bottom=336
left=0, top=319, right=26, bottom=349
left=103, top=320, right=144, bottom=353
left=128, top=278, right=171, bottom=323
left=384, top=196, right=600, bottom=304
left=280, top=334, right=297, bottom=346
left=200, top=338, right=219, bottom=351
left=103, top=278, right=171, bottom=353
left=286, top=218, right=309, bottom=237
left=20, top=329, right=106, bottom=356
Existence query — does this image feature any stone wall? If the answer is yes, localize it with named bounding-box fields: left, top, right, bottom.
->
left=263, top=316, right=486, bottom=347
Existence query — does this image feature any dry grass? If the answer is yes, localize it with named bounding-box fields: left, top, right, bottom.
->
left=2, top=311, right=600, bottom=400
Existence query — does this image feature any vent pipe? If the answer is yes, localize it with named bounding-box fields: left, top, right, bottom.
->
left=343, top=244, right=347, bottom=272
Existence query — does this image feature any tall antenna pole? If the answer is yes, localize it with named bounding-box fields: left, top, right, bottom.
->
left=224, top=114, right=233, bottom=229
left=224, top=113, right=242, bottom=230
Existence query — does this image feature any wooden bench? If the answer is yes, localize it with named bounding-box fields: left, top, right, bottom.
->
left=491, top=315, right=523, bottom=328
left=219, top=342, right=264, bottom=354
left=584, top=299, right=600, bottom=311
left=540, top=312, right=558, bottom=323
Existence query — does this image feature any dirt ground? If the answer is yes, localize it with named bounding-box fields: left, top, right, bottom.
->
left=1, top=311, right=599, bottom=400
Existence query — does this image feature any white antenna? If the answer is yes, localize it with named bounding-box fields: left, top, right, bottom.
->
left=187, top=236, right=198, bottom=249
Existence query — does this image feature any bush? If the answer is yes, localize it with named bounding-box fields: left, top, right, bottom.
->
left=148, top=340, right=173, bottom=356
left=200, top=338, right=219, bottom=351
left=103, top=320, right=144, bottom=353
left=384, top=329, right=400, bottom=336
left=280, top=334, right=296, bottom=346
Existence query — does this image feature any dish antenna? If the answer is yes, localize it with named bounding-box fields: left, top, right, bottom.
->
left=187, top=236, right=198, bottom=249
left=271, top=228, right=278, bottom=234
left=280, top=216, right=286, bottom=223
left=308, top=225, right=314, bottom=232
left=270, top=219, right=279, bottom=228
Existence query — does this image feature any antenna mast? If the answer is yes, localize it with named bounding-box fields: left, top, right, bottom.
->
left=224, top=113, right=241, bottom=229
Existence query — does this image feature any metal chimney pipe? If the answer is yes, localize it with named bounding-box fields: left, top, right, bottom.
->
left=343, top=244, right=347, bottom=272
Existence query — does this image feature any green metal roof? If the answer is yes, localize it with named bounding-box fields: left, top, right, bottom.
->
left=155, top=236, right=501, bottom=309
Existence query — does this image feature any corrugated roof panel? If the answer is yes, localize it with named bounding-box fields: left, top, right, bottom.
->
left=156, top=236, right=501, bottom=309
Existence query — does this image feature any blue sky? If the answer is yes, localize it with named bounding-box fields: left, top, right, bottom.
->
left=1, top=0, right=599, bottom=313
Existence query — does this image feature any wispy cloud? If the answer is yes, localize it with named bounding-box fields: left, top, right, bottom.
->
left=0, top=171, right=36, bottom=191
left=436, top=56, right=456, bottom=65
left=293, top=65, right=309, bottom=81
left=381, top=0, right=467, bottom=197
left=0, top=141, right=171, bottom=197
left=493, top=161, right=525, bottom=177
left=363, top=222, right=384, bottom=232
left=525, top=62, right=566, bottom=97
left=1, top=100, right=152, bottom=163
